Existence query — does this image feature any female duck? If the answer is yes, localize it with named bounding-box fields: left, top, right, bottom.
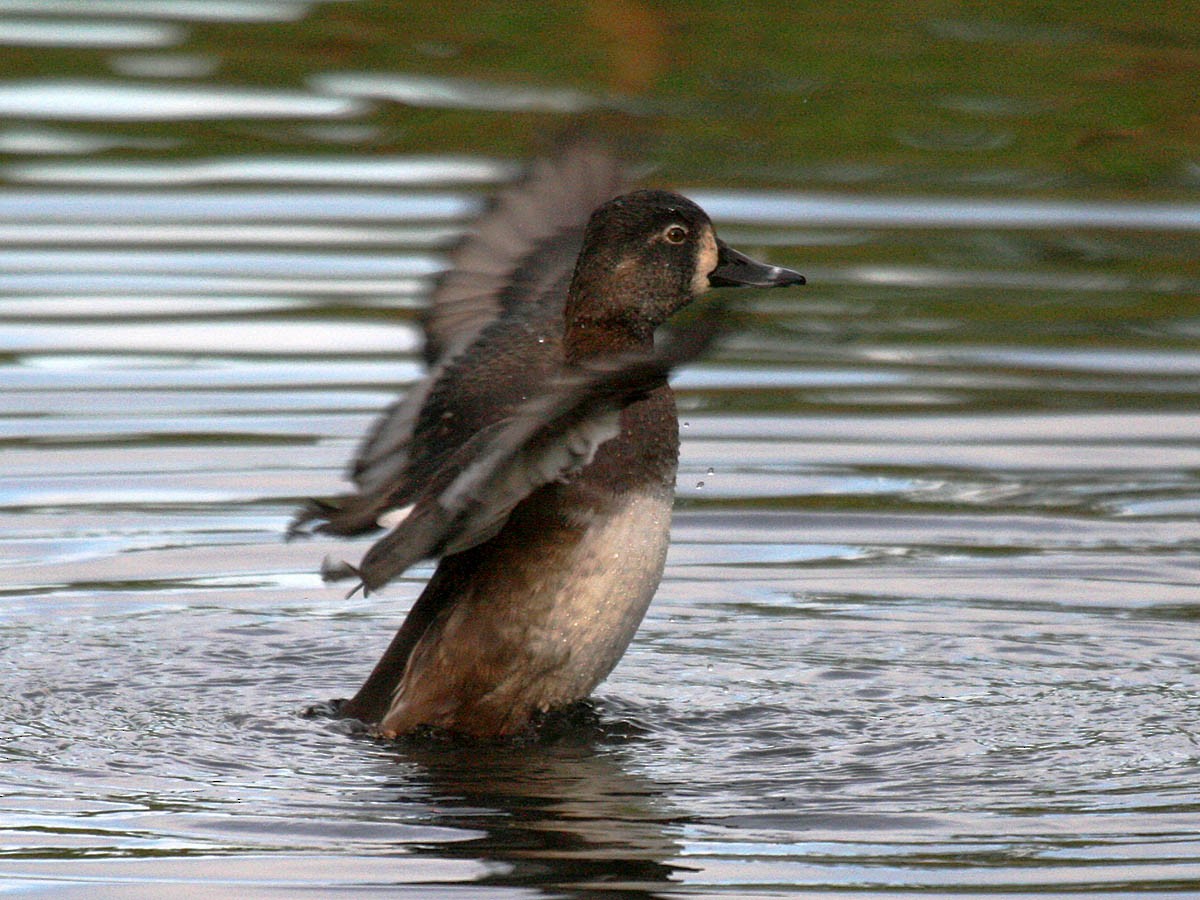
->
left=296, top=146, right=804, bottom=738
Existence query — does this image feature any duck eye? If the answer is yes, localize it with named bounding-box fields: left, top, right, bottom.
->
left=664, top=225, right=687, bottom=244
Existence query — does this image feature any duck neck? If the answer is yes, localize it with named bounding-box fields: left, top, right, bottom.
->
left=564, top=315, right=654, bottom=362
left=563, top=273, right=658, bottom=362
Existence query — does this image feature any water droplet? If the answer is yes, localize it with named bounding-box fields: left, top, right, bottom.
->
left=706, top=467, right=714, bottom=476
left=682, top=421, right=690, bottom=428
left=695, top=481, right=705, bottom=489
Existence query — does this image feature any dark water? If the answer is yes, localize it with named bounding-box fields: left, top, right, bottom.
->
left=2, top=2, right=1200, bottom=896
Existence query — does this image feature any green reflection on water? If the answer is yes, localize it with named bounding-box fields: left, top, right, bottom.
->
left=5, top=1, right=1200, bottom=195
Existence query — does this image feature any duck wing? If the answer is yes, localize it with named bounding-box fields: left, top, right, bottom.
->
left=289, top=138, right=626, bottom=538
left=322, top=303, right=729, bottom=595
left=422, top=135, right=626, bottom=366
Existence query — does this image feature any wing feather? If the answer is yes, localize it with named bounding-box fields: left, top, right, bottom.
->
left=326, top=302, right=729, bottom=594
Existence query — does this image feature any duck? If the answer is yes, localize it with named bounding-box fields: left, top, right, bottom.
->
left=292, top=140, right=805, bottom=739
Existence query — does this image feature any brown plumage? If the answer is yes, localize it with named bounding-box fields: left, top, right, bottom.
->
left=294, top=142, right=804, bottom=738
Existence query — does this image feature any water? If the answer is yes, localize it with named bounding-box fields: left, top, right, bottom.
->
left=2, top=1, right=1200, bottom=896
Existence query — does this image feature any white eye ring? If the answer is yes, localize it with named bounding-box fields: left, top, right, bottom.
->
left=664, top=225, right=687, bottom=244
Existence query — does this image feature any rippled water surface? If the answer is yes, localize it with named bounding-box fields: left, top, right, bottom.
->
left=2, top=2, right=1200, bottom=896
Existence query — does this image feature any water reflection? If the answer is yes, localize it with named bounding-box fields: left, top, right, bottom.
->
left=0, top=1, right=312, bottom=24
left=691, top=191, right=1200, bottom=231
left=385, top=722, right=687, bottom=897
left=0, top=19, right=184, bottom=48
left=1, top=0, right=1199, bottom=895
left=313, top=72, right=597, bottom=113
left=6, top=155, right=515, bottom=185
left=0, top=80, right=363, bottom=120
left=0, top=189, right=475, bottom=220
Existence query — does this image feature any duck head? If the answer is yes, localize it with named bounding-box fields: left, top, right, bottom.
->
left=564, top=190, right=804, bottom=357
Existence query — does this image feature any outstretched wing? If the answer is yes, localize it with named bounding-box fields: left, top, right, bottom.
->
left=322, top=302, right=730, bottom=595
left=289, top=137, right=626, bottom=539
left=421, top=135, right=626, bottom=367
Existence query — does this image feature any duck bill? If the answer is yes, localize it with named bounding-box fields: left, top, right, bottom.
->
left=709, top=239, right=805, bottom=288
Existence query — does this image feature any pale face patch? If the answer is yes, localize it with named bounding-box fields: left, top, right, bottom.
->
left=692, top=226, right=718, bottom=295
